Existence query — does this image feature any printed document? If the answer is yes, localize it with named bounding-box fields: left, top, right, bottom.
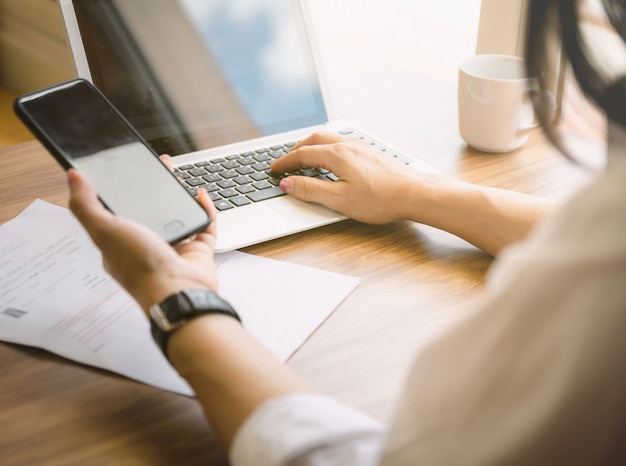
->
left=0, top=200, right=359, bottom=396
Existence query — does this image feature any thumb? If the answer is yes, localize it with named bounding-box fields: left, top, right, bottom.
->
left=280, top=176, right=315, bottom=202
left=279, top=175, right=337, bottom=207
left=67, top=169, right=111, bottom=227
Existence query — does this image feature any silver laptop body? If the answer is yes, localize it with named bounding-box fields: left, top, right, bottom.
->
left=58, top=0, right=423, bottom=251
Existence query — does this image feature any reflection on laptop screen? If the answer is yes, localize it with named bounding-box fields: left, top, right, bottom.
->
left=72, top=0, right=327, bottom=155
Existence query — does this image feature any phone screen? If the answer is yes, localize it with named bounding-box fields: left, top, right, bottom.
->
left=14, top=79, right=210, bottom=244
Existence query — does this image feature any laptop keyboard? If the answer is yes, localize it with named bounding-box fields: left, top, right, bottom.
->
left=174, top=129, right=410, bottom=212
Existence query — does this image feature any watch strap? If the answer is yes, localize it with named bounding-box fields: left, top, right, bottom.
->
left=150, top=289, right=241, bottom=359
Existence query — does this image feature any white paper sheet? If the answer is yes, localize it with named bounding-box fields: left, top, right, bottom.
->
left=0, top=200, right=359, bottom=396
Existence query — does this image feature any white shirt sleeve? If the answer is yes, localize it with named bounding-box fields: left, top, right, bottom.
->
left=230, top=393, right=386, bottom=466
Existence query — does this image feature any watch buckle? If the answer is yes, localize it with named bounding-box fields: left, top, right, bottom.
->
left=150, top=304, right=185, bottom=332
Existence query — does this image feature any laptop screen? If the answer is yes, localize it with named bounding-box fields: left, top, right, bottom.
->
left=71, top=0, right=327, bottom=156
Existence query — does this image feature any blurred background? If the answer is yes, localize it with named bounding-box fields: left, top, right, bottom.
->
left=0, top=0, right=482, bottom=147
left=0, top=0, right=607, bottom=150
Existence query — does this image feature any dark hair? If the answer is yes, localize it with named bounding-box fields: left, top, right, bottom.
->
left=526, top=0, right=626, bottom=152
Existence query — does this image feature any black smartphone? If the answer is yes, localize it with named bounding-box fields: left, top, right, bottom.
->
left=14, top=79, right=210, bottom=244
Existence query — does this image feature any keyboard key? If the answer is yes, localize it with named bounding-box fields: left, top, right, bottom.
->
left=175, top=170, right=191, bottom=180
left=217, top=179, right=236, bottom=189
left=252, top=162, right=270, bottom=171
left=202, top=173, right=221, bottom=183
left=221, top=160, right=240, bottom=169
left=219, top=188, right=239, bottom=198
left=236, top=166, right=255, bottom=175
left=236, top=185, right=255, bottom=194
left=239, top=157, right=256, bottom=165
left=252, top=180, right=273, bottom=190
left=253, top=153, right=271, bottom=162
left=187, top=168, right=206, bottom=177
left=186, top=177, right=206, bottom=187
left=214, top=200, right=235, bottom=211
left=206, top=165, right=224, bottom=173
left=247, top=186, right=286, bottom=202
left=299, top=167, right=317, bottom=177
left=220, top=169, right=238, bottom=179
left=234, top=175, right=253, bottom=185
left=231, top=196, right=252, bottom=207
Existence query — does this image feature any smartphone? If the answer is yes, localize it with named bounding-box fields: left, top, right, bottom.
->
left=14, top=79, right=210, bottom=244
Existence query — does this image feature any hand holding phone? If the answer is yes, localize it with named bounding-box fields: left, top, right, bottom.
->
left=14, top=79, right=210, bottom=244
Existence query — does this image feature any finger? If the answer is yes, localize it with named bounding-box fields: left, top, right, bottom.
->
left=271, top=143, right=341, bottom=175
left=67, top=169, right=113, bottom=231
left=289, top=131, right=345, bottom=151
left=279, top=175, right=343, bottom=209
left=160, top=154, right=188, bottom=185
left=193, top=188, right=218, bottom=244
left=271, top=132, right=345, bottom=173
left=159, top=154, right=174, bottom=172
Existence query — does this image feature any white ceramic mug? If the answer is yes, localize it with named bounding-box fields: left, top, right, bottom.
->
left=458, top=54, right=539, bottom=153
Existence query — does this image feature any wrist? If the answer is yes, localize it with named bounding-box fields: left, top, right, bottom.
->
left=167, top=314, right=243, bottom=375
left=137, top=276, right=218, bottom=315
left=149, top=289, right=241, bottom=360
left=396, top=172, right=457, bottom=224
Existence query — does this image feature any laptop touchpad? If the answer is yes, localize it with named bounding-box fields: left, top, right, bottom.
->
left=269, top=197, right=340, bottom=224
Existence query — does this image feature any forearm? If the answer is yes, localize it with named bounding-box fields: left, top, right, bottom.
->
left=167, top=315, right=311, bottom=449
left=402, top=174, right=557, bottom=256
left=67, top=169, right=314, bottom=453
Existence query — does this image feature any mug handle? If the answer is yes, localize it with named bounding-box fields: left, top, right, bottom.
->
left=516, top=89, right=556, bottom=137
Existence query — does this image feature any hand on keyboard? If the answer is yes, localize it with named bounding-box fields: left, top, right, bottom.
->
left=269, top=131, right=426, bottom=225
left=167, top=128, right=416, bottom=218
left=170, top=142, right=341, bottom=212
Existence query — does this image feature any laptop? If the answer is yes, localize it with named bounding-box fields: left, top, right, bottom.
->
left=58, top=0, right=426, bottom=252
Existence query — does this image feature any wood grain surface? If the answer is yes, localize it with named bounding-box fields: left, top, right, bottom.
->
left=0, top=1, right=604, bottom=463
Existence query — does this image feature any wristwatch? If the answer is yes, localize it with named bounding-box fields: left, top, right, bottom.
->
left=149, top=289, right=241, bottom=359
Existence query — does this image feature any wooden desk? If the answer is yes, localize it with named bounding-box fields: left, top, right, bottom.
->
left=0, top=1, right=603, bottom=464
left=0, top=122, right=599, bottom=466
